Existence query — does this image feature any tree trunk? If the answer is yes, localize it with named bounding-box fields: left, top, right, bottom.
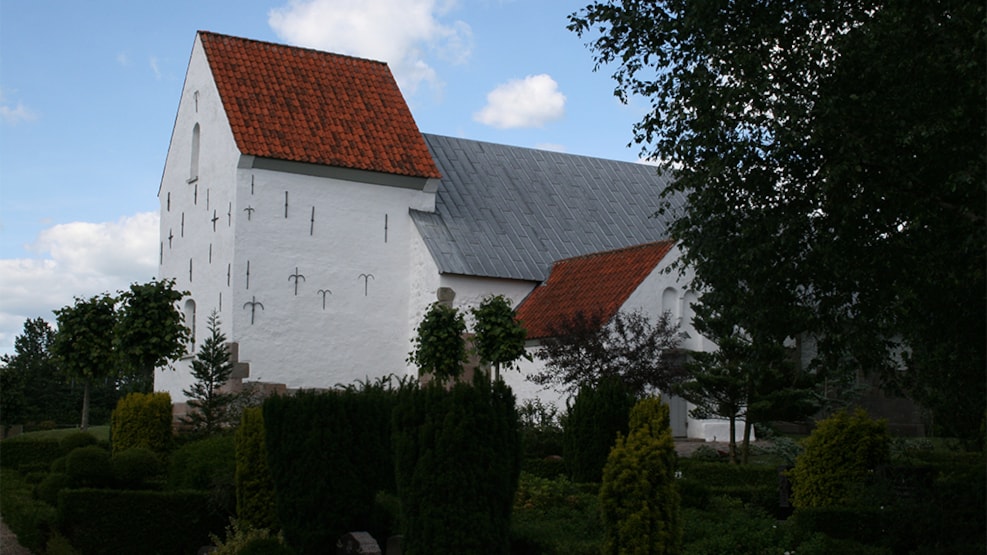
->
left=741, top=418, right=753, bottom=464
left=80, top=379, right=91, bottom=431
left=728, top=414, right=737, bottom=464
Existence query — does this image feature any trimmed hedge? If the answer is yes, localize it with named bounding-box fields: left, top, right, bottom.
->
left=392, top=376, right=521, bottom=555
left=65, top=445, right=112, bottom=488
left=264, top=383, right=399, bottom=553
left=235, top=406, right=278, bottom=530
left=58, top=488, right=225, bottom=554
left=110, top=392, right=173, bottom=455
left=562, top=378, right=634, bottom=483
left=0, top=438, right=63, bottom=470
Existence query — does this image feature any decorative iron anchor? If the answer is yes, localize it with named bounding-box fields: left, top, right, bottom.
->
left=358, top=273, right=375, bottom=296
left=288, top=267, right=306, bottom=296
left=243, top=296, right=264, bottom=325
left=243, top=206, right=255, bottom=220
left=317, top=289, right=332, bottom=310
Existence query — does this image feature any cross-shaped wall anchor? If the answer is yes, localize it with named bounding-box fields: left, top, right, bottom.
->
left=243, top=206, right=255, bottom=220
left=288, top=267, right=306, bottom=296
left=211, top=210, right=219, bottom=231
left=243, top=296, right=264, bottom=325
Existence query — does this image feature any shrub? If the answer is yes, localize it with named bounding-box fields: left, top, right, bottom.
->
left=210, top=518, right=294, bottom=555
left=790, top=409, right=890, bottom=508
left=59, top=489, right=225, bottom=555
left=511, top=473, right=602, bottom=555
left=65, top=445, right=112, bottom=488
left=0, top=467, right=58, bottom=552
left=167, top=433, right=236, bottom=516
left=562, top=377, right=634, bottom=483
left=599, top=396, right=681, bottom=555
left=110, top=392, right=173, bottom=455
left=111, top=447, right=161, bottom=488
left=35, top=472, right=70, bottom=505
left=58, top=431, right=97, bottom=453
left=264, top=382, right=400, bottom=553
left=235, top=406, right=278, bottom=530
left=0, top=437, right=63, bottom=469
left=393, top=376, right=521, bottom=555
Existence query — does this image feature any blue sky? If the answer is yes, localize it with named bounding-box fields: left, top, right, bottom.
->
left=0, top=0, right=654, bottom=354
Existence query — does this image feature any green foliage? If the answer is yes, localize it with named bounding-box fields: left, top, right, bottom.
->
left=676, top=459, right=780, bottom=515
left=58, top=488, right=225, bottom=555
left=408, top=301, right=467, bottom=382
left=532, top=310, right=683, bottom=396
left=562, top=378, right=634, bottom=483
left=65, top=445, right=112, bottom=488
left=569, top=0, right=986, bottom=444
left=511, top=473, right=602, bottom=555
left=35, top=471, right=70, bottom=505
left=110, top=391, right=174, bottom=454
left=235, top=406, right=278, bottom=530
left=0, top=437, right=63, bottom=469
left=51, top=293, right=119, bottom=430
left=393, top=375, right=521, bottom=555
left=600, top=396, right=681, bottom=555
left=790, top=409, right=891, bottom=508
left=0, top=317, right=80, bottom=427
left=167, top=433, right=236, bottom=517
left=115, top=278, right=189, bottom=393
left=111, top=447, right=162, bottom=488
left=182, top=311, right=238, bottom=435
left=58, top=431, right=98, bottom=452
left=263, top=383, right=399, bottom=553
left=470, top=294, right=531, bottom=376
left=210, top=518, right=294, bottom=555
left=0, top=467, right=58, bottom=552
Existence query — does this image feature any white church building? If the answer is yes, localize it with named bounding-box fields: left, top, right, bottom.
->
left=156, top=31, right=734, bottom=440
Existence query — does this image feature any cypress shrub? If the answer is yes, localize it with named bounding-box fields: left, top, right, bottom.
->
left=167, top=434, right=236, bottom=517
left=110, top=392, right=174, bottom=455
left=392, top=375, right=521, bottom=555
left=263, top=382, right=399, bottom=553
left=65, top=445, right=113, bottom=488
left=599, top=396, right=682, bottom=555
left=790, top=409, right=890, bottom=508
left=235, top=406, right=278, bottom=530
left=562, top=378, right=634, bottom=483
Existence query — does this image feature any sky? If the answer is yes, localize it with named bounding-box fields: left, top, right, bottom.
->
left=0, top=0, right=656, bottom=355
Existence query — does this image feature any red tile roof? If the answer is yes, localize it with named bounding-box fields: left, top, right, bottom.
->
left=516, top=241, right=676, bottom=340
left=198, top=31, right=441, bottom=179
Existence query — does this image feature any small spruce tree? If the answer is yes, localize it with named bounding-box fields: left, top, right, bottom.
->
left=182, top=311, right=236, bottom=435
left=600, top=396, right=681, bottom=555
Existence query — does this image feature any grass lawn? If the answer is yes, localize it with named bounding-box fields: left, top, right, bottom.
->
left=5, top=426, right=110, bottom=443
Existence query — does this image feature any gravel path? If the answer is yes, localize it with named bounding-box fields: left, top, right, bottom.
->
left=0, top=516, right=32, bottom=555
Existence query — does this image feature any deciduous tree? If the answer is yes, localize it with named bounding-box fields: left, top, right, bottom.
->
left=470, top=294, right=531, bottom=381
left=569, top=1, right=985, bottom=441
left=52, top=294, right=118, bottom=431
left=116, top=278, right=189, bottom=393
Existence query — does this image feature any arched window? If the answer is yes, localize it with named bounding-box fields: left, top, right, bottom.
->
left=682, top=291, right=699, bottom=349
left=183, top=298, right=197, bottom=352
left=189, top=123, right=200, bottom=182
left=662, top=287, right=679, bottom=321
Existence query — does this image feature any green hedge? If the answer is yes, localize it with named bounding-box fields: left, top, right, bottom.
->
left=0, top=438, right=63, bottom=470
left=264, top=384, right=399, bottom=553
left=562, top=378, right=633, bottom=483
left=676, top=459, right=781, bottom=514
left=110, top=392, right=174, bottom=455
left=58, top=488, right=225, bottom=555
left=235, top=406, right=278, bottom=530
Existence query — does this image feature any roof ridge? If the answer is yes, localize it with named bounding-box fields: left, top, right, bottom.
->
left=554, top=239, right=675, bottom=264
left=197, top=30, right=389, bottom=67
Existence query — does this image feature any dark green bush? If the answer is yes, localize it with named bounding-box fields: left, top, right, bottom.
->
left=110, top=392, right=173, bottom=455
left=58, top=431, right=97, bottom=453
left=50, top=456, right=66, bottom=473
left=111, top=447, right=161, bottom=488
left=264, top=381, right=399, bottom=553
left=521, top=456, right=566, bottom=479
left=393, top=376, right=521, bottom=555
left=35, top=472, right=70, bottom=505
left=790, top=409, right=890, bottom=508
left=239, top=537, right=297, bottom=555
left=235, top=406, right=278, bottom=530
left=511, top=473, right=601, bottom=555
left=167, top=433, right=236, bottom=516
left=0, top=467, right=57, bottom=552
left=562, top=378, right=634, bottom=483
left=58, top=488, right=225, bottom=555
left=65, top=445, right=112, bottom=488
left=676, top=459, right=780, bottom=514
left=0, top=437, right=63, bottom=469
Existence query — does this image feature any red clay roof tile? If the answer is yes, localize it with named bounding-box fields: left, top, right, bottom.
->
left=198, top=31, right=441, bottom=179
left=516, top=241, right=675, bottom=340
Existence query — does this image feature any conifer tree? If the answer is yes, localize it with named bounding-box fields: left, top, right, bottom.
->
left=182, top=311, right=236, bottom=434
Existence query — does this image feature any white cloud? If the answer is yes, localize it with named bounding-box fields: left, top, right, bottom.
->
left=473, top=74, right=566, bottom=129
left=149, top=56, right=162, bottom=80
left=0, top=89, right=37, bottom=125
left=268, top=0, right=472, bottom=95
left=0, top=212, right=160, bottom=354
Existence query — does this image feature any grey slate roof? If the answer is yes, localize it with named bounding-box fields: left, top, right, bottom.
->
left=411, top=134, right=686, bottom=282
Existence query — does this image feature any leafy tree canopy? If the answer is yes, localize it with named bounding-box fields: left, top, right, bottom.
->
left=570, top=1, right=985, bottom=440
left=470, top=294, right=531, bottom=378
left=116, top=278, right=189, bottom=392
left=530, top=310, right=684, bottom=396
